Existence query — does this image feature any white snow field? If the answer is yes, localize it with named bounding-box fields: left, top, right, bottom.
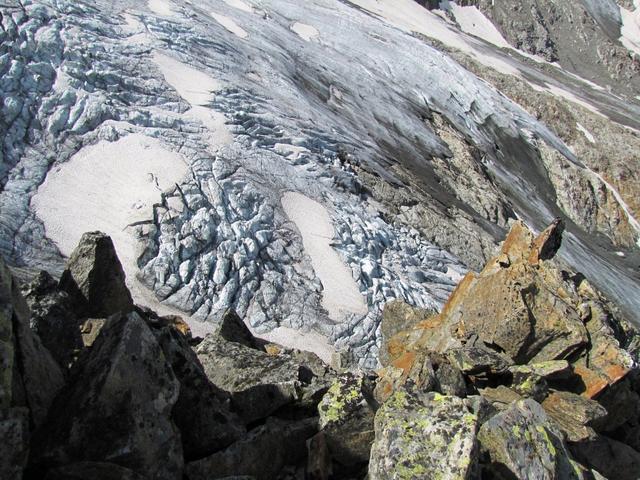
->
left=1, top=0, right=639, bottom=367
left=282, top=192, right=368, bottom=322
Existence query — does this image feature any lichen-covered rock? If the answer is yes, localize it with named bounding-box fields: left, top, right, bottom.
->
left=30, top=312, right=183, bottom=480
left=447, top=340, right=514, bottom=376
left=149, top=322, right=245, bottom=460
left=318, top=372, right=377, bottom=466
left=478, top=398, right=580, bottom=480
left=185, top=418, right=317, bottom=480
left=369, top=391, right=479, bottom=480
left=542, top=391, right=607, bottom=442
left=380, top=301, right=437, bottom=366
left=21, top=270, right=82, bottom=369
left=59, top=232, right=133, bottom=318
left=196, top=334, right=303, bottom=423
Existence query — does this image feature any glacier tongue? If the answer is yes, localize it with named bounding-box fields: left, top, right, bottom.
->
left=1, top=0, right=639, bottom=366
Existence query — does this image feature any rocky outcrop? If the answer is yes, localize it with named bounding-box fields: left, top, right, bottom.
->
left=59, top=232, right=133, bottom=318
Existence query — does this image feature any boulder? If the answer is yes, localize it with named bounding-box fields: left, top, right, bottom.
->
left=478, top=398, right=579, bottom=480
left=542, top=391, right=607, bottom=442
left=30, top=312, right=183, bottom=480
left=149, top=322, right=245, bottom=460
left=216, top=309, right=260, bottom=349
left=479, top=386, right=523, bottom=409
left=1, top=258, right=64, bottom=428
left=196, top=334, right=303, bottom=423
left=369, top=391, right=479, bottom=480
left=0, top=407, right=29, bottom=480
left=380, top=301, right=437, bottom=366
left=59, top=232, right=133, bottom=318
left=435, top=360, right=468, bottom=397
left=22, top=270, right=82, bottom=369
left=185, top=418, right=317, bottom=480
left=569, top=435, right=640, bottom=480
left=447, top=341, right=513, bottom=377
left=318, top=372, right=376, bottom=466
left=43, top=462, right=146, bottom=480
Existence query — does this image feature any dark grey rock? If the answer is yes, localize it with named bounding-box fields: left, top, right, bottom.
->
left=0, top=407, right=29, bottom=480
left=216, top=309, right=260, bottom=349
left=569, top=435, right=640, bottom=480
left=43, top=462, right=147, bottom=480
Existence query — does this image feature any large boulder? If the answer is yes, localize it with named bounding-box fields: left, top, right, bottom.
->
left=478, top=398, right=580, bottom=480
left=196, top=334, right=304, bottom=424
left=30, top=312, right=183, bottom=480
left=185, top=418, right=317, bottom=480
left=317, top=372, right=377, bottom=466
left=148, top=320, right=245, bottom=460
left=542, top=391, right=607, bottom=442
left=59, top=232, right=133, bottom=318
left=369, top=390, right=479, bottom=480
left=21, top=271, right=82, bottom=369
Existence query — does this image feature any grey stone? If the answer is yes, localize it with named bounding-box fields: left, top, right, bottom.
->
left=59, top=232, right=133, bottom=319
left=43, top=462, right=147, bottom=480
left=569, top=435, right=640, bottom=480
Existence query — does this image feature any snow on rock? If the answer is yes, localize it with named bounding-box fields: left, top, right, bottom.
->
left=447, top=2, right=511, bottom=49
left=282, top=192, right=368, bottom=321
left=210, top=12, right=248, bottom=38
left=620, top=1, right=640, bottom=56
left=152, top=52, right=221, bottom=106
left=148, top=0, right=176, bottom=17
left=291, top=22, right=319, bottom=42
left=576, top=123, right=596, bottom=144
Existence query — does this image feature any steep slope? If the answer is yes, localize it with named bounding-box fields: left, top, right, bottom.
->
left=0, top=0, right=639, bottom=366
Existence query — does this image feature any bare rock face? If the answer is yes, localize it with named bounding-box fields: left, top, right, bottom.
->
left=30, top=312, right=183, bottom=480
left=59, top=232, right=133, bottom=319
left=369, top=390, right=479, bottom=480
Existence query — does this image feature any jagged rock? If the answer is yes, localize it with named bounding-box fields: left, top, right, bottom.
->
left=43, top=462, right=146, bottom=480
left=318, top=372, right=376, bottom=466
left=59, top=232, right=133, bottom=318
left=479, top=386, right=523, bottom=409
left=380, top=301, right=437, bottom=366
left=542, top=391, right=607, bottom=442
left=0, top=408, right=29, bottom=480
left=510, top=369, right=549, bottom=402
left=30, top=312, right=183, bottom=480
left=22, top=271, right=82, bottom=369
left=149, top=321, right=245, bottom=460
left=185, top=418, right=317, bottom=480
left=374, top=352, right=439, bottom=403
left=196, top=334, right=303, bottom=423
left=216, top=309, right=260, bottom=349
left=447, top=341, right=513, bottom=376
left=79, top=319, right=106, bottom=347
left=435, top=360, right=468, bottom=397
left=306, top=432, right=332, bottom=480
left=1, top=258, right=64, bottom=428
left=569, top=435, right=640, bottom=480
left=478, top=398, right=579, bottom=480
left=369, top=391, right=479, bottom=480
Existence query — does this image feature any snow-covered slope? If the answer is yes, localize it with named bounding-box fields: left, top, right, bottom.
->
left=1, top=0, right=639, bottom=366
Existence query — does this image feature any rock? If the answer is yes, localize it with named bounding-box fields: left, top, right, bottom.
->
left=508, top=360, right=572, bottom=381
left=318, top=372, right=376, bottom=466
left=447, top=341, right=514, bottom=376
left=0, top=407, right=29, bottom=480
left=435, top=360, right=468, bottom=397
left=22, top=270, right=82, bottom=369
left=509, top=369, right=549, bottom=402
left=79, top=318, right=106, bottom=347
left=478, top=398, right=579, bottom=480
left=569, top=435, right=640, bottom=480
left=479, top=386, right=523, bottom=408
left=306, top=432, right=332, bottom=480
left=369, top=391, right=479, bottom=480
left=43, top=462, right=147, bottom=480
left=528, top=218, right=565, bottom=264
left=1, top=258, right=64, bottom=428
left=196, top=334, right=302, bottom=423
left=380, top=301, right=437, bottom=366
left=149, top=322, right=245, bottom=460
left=30, top=312, right=183, bottom=480
left=185, top=418, right=317, bottom=480
left=59, top=232, right=133, bottom=318
left=216, top=309, right=259, bottom=349
left=542, top=391, right=607, bottom=442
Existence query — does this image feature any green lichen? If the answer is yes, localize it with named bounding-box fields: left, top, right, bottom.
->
left=535, top=425, right=557, bottom=456
left=319, top=378, right=362, bottom=424
left=511, top=424, right=522, bottom=439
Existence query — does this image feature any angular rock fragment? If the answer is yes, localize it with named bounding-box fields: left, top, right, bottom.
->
left=59, top=232, right=133, bottom=318
left=30, top=312, right=183, bottom=480
left=185, top=418, right=317, bottom=480
left=478, top=399, right=579, bottom=480
left=318, top=372, right=376, bottom=466
left=542, top=391, right=607, bottom=442
left=216, top=309, right=260, bottom=349
left=369, top=391, right=478, bottom=480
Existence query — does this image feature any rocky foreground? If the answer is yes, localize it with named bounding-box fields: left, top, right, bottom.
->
left=1, top=222, right=640, bottom=479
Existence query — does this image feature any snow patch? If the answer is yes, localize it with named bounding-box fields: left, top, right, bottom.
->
left=222, top=0, right=253, bottom=13
left=620, top=2, right=640, bottom=56
left=210, top=12, right=248, bottom=38
left=281, top=192, right=368, bottom=322
left=153, top=52, right=220, bottom=106
left=291, top=22, right=319, bottom=42
left=32, top=134, right=190, bottom=311
left=576, top=123, right=596, bottom=143
left=257, top=326, right=335, bottom=364
left=448, top=3, right=511, bottom=49
left=148, top=0, right=175, bottom=17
